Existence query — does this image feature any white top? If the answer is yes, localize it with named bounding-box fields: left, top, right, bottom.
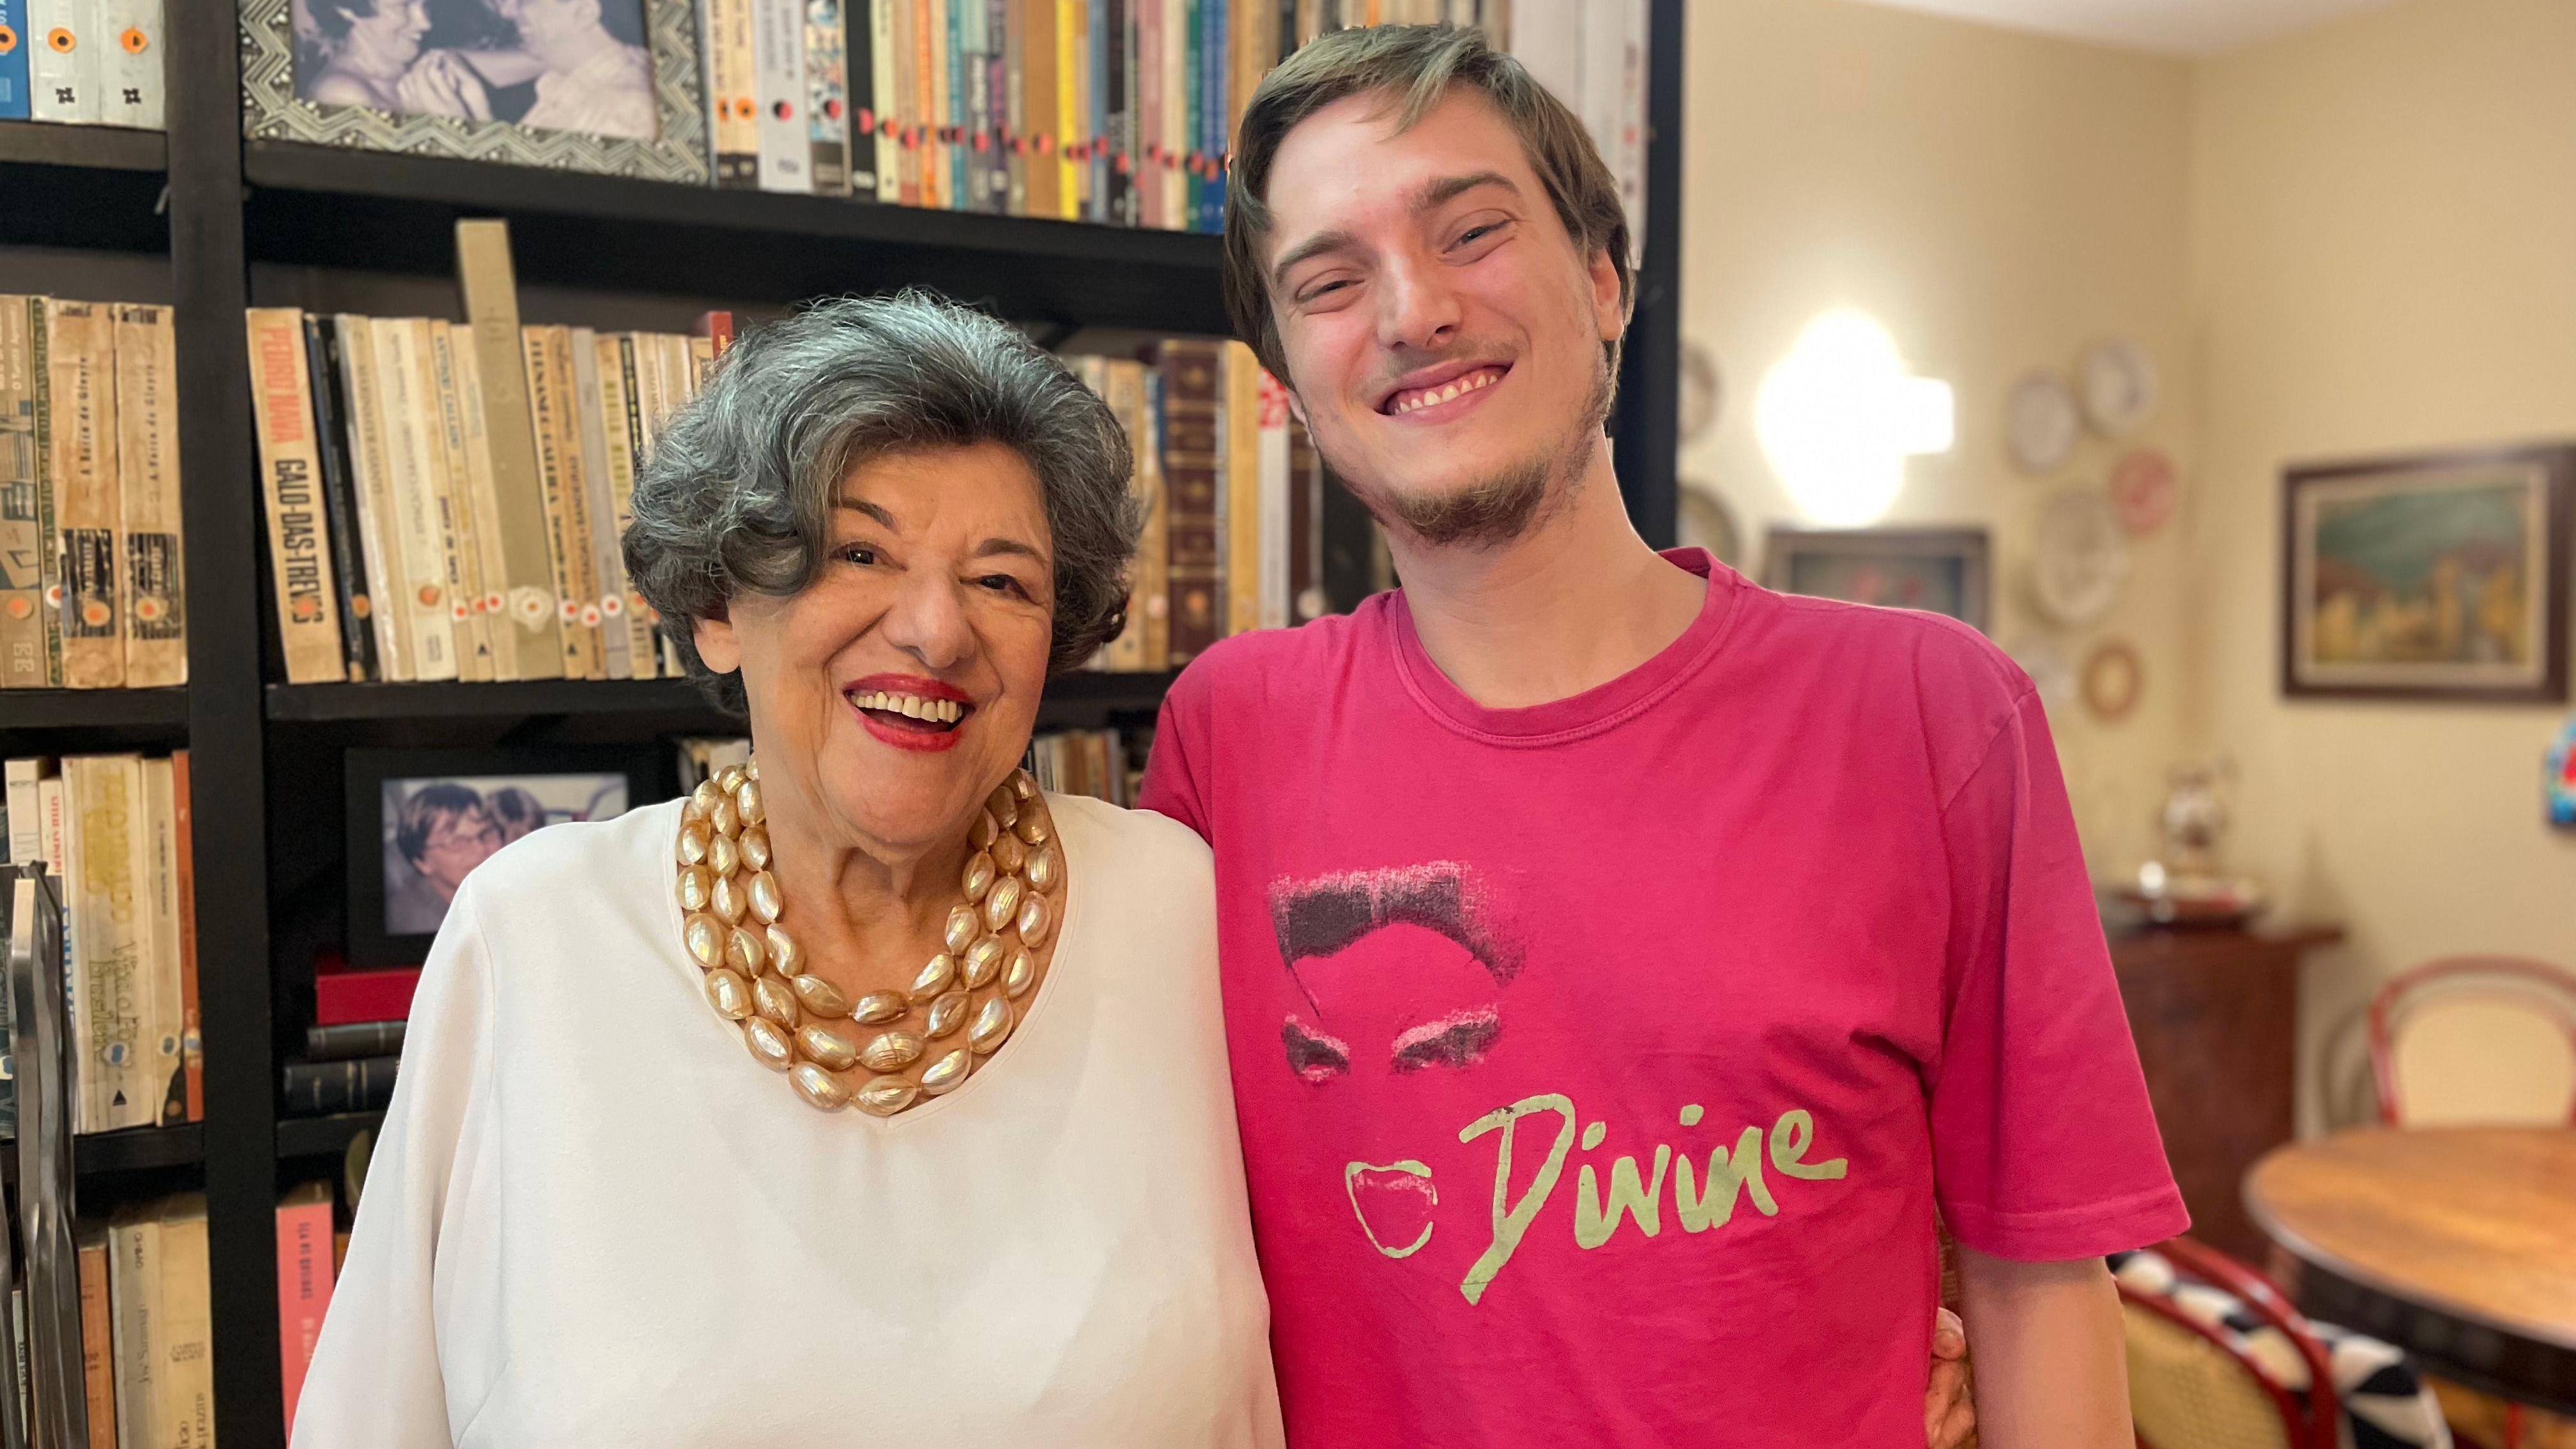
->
left=293, top=794, right=1283, bottom=1448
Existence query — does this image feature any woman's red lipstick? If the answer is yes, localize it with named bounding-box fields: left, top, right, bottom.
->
left=843, top=673, right=976, bottom=754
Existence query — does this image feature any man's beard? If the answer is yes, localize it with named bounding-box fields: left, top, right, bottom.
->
left=1331, top=355, right=1614, bottom=551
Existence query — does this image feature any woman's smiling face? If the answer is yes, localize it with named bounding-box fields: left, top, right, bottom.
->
left=693, top=442, right=1056, bottom=857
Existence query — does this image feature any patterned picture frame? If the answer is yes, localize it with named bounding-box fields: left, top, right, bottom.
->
left=239, top=0, right=709, bottom=185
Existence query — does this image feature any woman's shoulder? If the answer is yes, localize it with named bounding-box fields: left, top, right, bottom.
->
left=1049, top=792, right=1213, bottom=898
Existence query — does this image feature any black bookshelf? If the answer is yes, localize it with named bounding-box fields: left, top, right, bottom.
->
left=17, top=4, right=1689, bottom=1444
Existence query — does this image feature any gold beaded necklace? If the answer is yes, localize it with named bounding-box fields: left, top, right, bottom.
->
left=673, top=761, right=1062, bottom=1117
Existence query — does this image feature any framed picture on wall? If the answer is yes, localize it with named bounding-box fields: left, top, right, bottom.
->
left=344, top=746, right=664, bottom=966
left=239, top=0, right=710, bottom=185
left=1763, top=526, right=1992, bottom=633
left=2281, top=444, right=2573, bottom=703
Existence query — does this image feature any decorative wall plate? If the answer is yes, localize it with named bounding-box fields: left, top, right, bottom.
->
left=2082, top=640, right=2143, bottom=722
left=2079, top=338, right=2159, bottom=437
left=1676, top=482, right=1742, bottom=567
left=2110, top=447, right=2177, bottom=536
left=2007, top=372, right=2080, bottom=476
left=2031, top=487, right=2131, bottom=626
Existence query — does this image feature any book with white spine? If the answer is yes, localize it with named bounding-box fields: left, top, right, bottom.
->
left=704, top=0, right=762, bottom=185
left=93, top=0, right=161, bottom=130
left=65, top=753, right=151, bottom=1133
left=331, top=313, right=412, bottom=681
left=28, top=0, right=98, bottom=123
left=369, top=319, right=457, bottom=681
left=805, top=0, right=852, bottom=194
left=446, top=325, right=519, bottom=680
left=422, top=321, right=495, bottom=681
left=45, top=298, right=121, bottom=689
left=569, top=328, right=629, bottom=680
left=607, top=334, right=659, bottom=678
left=752, top=0, right=813, bottom=192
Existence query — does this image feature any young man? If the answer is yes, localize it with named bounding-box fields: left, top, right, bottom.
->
left=1138, top=25, right=2185, bottom=1448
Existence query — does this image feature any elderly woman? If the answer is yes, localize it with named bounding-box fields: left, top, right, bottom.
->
left=293, top=292, right=1283, bottom=1445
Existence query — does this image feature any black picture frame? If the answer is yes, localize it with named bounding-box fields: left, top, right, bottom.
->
left=2281, top=443, right=2573, bottom=703
left=1762, top=526, right=1993, bottom=633
left=344, top=745, right=666, bottom=967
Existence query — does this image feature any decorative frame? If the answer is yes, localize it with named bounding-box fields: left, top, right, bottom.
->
left=1763, top=526, right=1991, bottom=633
left=239, top=0, right=710, bottom=184
left=345, top=746, right=665, bottom=967
left=2281, top=444, right=2573, bottom=703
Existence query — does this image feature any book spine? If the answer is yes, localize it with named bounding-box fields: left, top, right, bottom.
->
left=424, top=322, right=495, bottom=682
left=453, top=223, right=566, bottom=681
left=107, top=1211, right=157, bottom=1448
left=371, top=319, right=457, bottom=681
left=1021, top=0, right=1053, bottom=217
left=1222, top=341, right=1261, bottom=636
left=4, top=757, right=44, bottom=868
left=156, top=1202, right=212, bottom=1449
left=570, top=329, right=628, bottom=679
left=519, top=328, right=586, bottom=680
left=443, top=327, right=512, bottom=680
left=1002, top=0, right=1025, bottom=214
left=916, top=0, right=943, bottom=208
left=66, top=755, right=148, bottom=1132
left=1134, top=0, right=1157, bottom=229
left=960, top=0, right=988, bottom=212
left=1112, top=0, right=1133, bottom=226
left=28, top=0, right=96, bottom=123
left=843, top=0, right=877, bottom=199
left=753, top=0, right=813, bottom=191
left=983, top=0, right=1007, bottom=210
left=302, top=317, right=376, bottom=682
left=332, top=312, right=412, bottom=680
left=275, top=1191, right=336, bottom=1430
left=0, top=296, right=44, bottom=687
left=1138, top=365, right=1169, bottom=666
left=1054, top=0, right=1078, bottom=217
left=0, top=0, right=28, bottom=120
left=142, top=755, right=181, bottom=1127
left=890, top=0, right=917, bottom=204
left=241, top=310, right=347, bottom=684
left=92, top=0, right=159, bottom=129
left=1165, top=0, right=1186, bottom=231
left=76, top=1231, right=111, bottom=1449
left=1098, top=359, right=1147, bottom=670
left=280, top=1057, right=401, bottom=1116
left=1093, top=0, right=1115, bottom=224
left=171, top=749, right=200, bottom=1123
left=940, top=0, right=965, bottom=210
left=546, top=326, right=606, bottom=678
left=807, top=0, right=852, bottom=194
left=108, top=302, right=180, bottom=686
left=1158, top=341, right=1222, bottom=662
left=868, top=0, right=899, bottom=203
left=607, top=336, right=659, bottom=677
left=45, top=299, right=119, bottom=689
left=1257, top=363, right=1290, bottom=629
left=704, top=0, right=760, bottom=187
left=302, top=1019, right=404, bottom=1061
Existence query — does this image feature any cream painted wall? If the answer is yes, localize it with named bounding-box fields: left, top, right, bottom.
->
left=2188, top=0, right=2576, bottom=1133
left=1683, top=0, right=2196, bottom=874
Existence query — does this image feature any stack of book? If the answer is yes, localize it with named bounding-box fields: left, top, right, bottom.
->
left=1, top=753, right=203, bottom=1136
left=245, top=230, right=711, bottom=686
left=283, top=969, right=420, bottom=1119
left=2, top=295, right=187, bottom=692
left=1075, top=339, right=1330, bottom=671
left=0, top=0, right=165, bottom=129
left=20, top=1197, right=217, bottom=1445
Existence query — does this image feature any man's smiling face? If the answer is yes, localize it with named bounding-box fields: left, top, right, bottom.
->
left=1259, top=87, right=1626, bottom=547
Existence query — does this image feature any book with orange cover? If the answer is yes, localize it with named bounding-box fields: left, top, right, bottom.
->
left=275, top=1183, right=335, bottom=1429
left=45, top=299, right=121, bottom=689
left=77, top=1226, right=113, bottom=1449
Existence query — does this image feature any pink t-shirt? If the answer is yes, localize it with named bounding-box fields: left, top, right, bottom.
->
left=1138, top=549, right=2186, bottom=1448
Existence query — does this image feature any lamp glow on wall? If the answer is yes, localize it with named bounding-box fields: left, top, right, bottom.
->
left=1754, top=310, right=1955, bottom=526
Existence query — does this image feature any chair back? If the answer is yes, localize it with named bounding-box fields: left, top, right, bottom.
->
left=2371, top=957, right=2576, bottom=1126
left=2115, top=1238, right=2338, bottom=1449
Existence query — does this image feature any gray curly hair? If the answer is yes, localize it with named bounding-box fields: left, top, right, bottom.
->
left=625, top=291, right=1143, bottom=715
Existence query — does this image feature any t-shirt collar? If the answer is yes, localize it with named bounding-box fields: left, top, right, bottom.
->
left=1384, top=547, right=1743, bottom=744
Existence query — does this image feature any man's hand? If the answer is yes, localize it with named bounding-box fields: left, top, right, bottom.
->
left=1926, top=1307, right=1977, bottom=1449
left=394, top=50, right=493, bottom=122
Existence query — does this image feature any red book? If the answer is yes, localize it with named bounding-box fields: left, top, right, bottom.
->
left=314, top=966, right=422, bottom=1027
left=697, top=310, right=735, bottom=358
left=172, top=749, right=204, bottom=1121
left=277, top=1183, right=337, bottom=1427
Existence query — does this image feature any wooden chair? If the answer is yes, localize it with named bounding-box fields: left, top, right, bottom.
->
left=2118, top=1237, right=2340, bottom=1449
left=2370, top=957, right=2576, bottom=1127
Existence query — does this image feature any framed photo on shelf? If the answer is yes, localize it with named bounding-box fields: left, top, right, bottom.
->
left=2281, top=444, right=2572, bottom=703
left=1763, top=526, right=1992, bottom=633
left=345, top=746, right=665, bottom=967
left=240, top=0, right=710, bottom=184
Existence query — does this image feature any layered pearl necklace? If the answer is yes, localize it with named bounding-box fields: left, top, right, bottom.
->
left=673, top=761, right=1062, bottom=1117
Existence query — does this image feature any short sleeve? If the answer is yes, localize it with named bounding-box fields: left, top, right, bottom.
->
left=1138, top=663, right=1213, bottom=842
left=1927, top=689, right=2189, bottom=1261
left=291, top=878, right=499, bottom=1446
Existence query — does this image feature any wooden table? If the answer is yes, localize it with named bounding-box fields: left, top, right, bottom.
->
left=2246, top=1128, right=2576, bottom=1413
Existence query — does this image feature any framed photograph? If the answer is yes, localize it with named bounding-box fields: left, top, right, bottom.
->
left=1763, top=526, right=1992, bottom=632
left=240, top=0, right=710, bottom=184
left=2281, top=445, right=2573, bottom=702
left=345, top=746, right=664, bottom=967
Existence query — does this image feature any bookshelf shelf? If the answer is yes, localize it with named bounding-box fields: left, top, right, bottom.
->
left=3, top=1126, right=206, bottom=1184
left=0, top=121, right=166, bottom=172
left=240, top=141, right=1233, bottom=334
left=275, top=1111, right=383, bottom=1163
left=0, top=687, right=190, bottom=732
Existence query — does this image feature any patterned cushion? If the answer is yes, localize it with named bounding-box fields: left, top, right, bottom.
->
left=2110, top=1250, right=2454, bottom=1449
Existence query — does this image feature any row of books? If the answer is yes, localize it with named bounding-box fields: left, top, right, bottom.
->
left=1075, top=339, right=1328, bottom=670
left=246, top=226, right=712, bottom=686
left=1, top=753, right=203, bottom=1137
left=1027, top=726, right=1140, bottom=804
left=0, top=1196, right=213, bottom=1446
left=281, top=1019, right=406, bottom=1119
left=1, top=296, right=186, bottom=691
left=0, top=0, right=163, bottom=128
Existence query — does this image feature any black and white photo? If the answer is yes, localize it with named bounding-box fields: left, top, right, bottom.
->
left=292, top=0, right=658, bottom=139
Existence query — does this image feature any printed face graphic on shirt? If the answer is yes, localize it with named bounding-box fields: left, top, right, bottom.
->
left=1267, top=860, right=1850, bottom=1307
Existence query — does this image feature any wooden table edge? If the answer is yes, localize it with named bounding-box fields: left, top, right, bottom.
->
left=2242, top=1147, right=2576, bottom=1357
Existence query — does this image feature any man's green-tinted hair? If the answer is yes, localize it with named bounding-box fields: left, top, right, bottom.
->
left=1222, top=24, right=1634, bottom=389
